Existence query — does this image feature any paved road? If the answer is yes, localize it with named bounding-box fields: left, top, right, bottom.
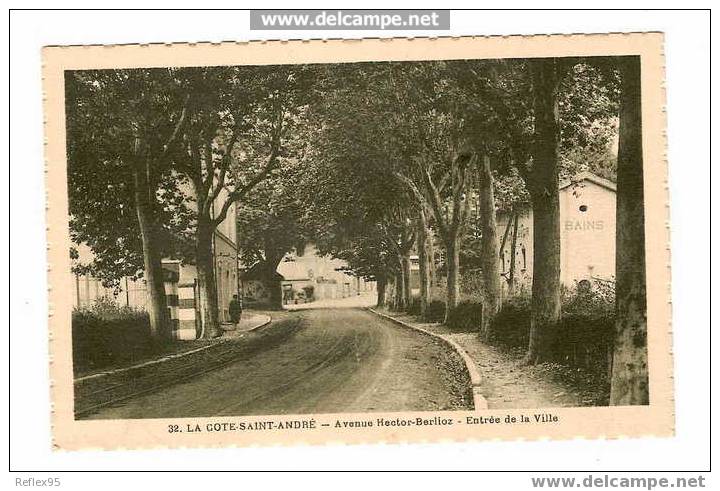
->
left=283, top=293, right=376, bottom=311
left=87, top=308, right=471, bottom=419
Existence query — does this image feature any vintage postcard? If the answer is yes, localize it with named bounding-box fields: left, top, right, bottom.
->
left=44, top=33, right=673, bottom=451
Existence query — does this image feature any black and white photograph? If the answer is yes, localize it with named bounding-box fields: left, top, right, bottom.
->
left=65, top=54, right=649, bottom=420
left=34, top=29, right=677, bottom=454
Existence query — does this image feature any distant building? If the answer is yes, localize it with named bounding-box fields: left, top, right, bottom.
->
left=496, top=171, right=616, bottom=295
left=276, top=243, right=374, bottom=305
left=239, top=243, right=375, bottom=308
left=239, top=263, right=284, bottom=309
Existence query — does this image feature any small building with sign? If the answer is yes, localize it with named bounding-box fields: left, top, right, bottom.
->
left=496, top=171, right=616, bottom=296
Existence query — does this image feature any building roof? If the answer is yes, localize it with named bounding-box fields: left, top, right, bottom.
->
left=496, top=171, right=616, bottom=218
left=559, top=171, right=616, bottom=193
left=277, top=260, right=311, bottom=281
left=240, top=262, right=284, bottom=281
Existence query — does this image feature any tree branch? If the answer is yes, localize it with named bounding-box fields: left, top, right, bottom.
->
left=422, top=165, right=449, bottom=241
left=395, top=171, right=427, bottom=209
left=455, top=153, right=477, bottom=228
left=161, top=93, right=190, bottom=156
left=211, top=116, right=284, bottom=229
left=449, top=152, right=471, bottom=231
left=205, top=124, right=242, bottom=213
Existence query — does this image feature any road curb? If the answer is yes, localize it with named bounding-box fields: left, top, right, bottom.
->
left=246, top=315, right=273, bottom=332
left=367, top=308, right=488, bottom=411
left=74, top=314, right=272, bottom=384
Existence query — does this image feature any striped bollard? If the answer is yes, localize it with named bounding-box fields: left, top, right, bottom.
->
left=176, top=282, right=199, bottom=340
left=164, top=280, right=179, bottom=337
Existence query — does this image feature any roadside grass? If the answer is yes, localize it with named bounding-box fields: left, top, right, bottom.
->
left=73, top=306, right=280, bottom=379
left=74, top=315, right=303, bottom=418
left=74, top=338, right=219, bottom=379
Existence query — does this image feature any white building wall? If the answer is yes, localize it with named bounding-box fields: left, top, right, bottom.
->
left=497, top=176, right=616, bottom=296
left=213, top=233, right=239, bottom=321
left=212, top=187, right=237, bottom=243
left=560, top=180, right=616, bottom=284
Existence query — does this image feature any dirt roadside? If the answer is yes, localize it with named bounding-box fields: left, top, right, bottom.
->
left=378, top=310, right=602, bottom=409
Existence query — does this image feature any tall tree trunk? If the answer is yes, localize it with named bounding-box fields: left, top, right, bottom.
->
left=508, top=211, right=519, bottom=297
left=263, top=269, right=282, bottom=310
left=133, top=167, right=170, bottom=342
left=395, top=256, right=406, bottom=310
left=196, top=221, right=221, bottom=339
left=526, top=194, right=562, bottom=362
left=444, top=236, right=460, bottom=322
left=478, top=155, right=502, bottom=336
left=417, top=213, right=431, bottom=319
left=428, top=230, right=436, bottom=297
left=387, top=275, right=397, bottom=310
left=611, top=56, right=648, bottom=405
left=393, top=275, right=401, bottom=310
left=525, top=58, right=563, bottom=364
left=401, top=253, right=412, bottom=310
left=376, top=275, right=387, bottom=308
left=262, top=253, right=284, bottom=310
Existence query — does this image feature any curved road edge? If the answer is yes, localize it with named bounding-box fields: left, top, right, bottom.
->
left=367, top=307, right=488, bottom=411
left=74, top=314, right=272, bottom=384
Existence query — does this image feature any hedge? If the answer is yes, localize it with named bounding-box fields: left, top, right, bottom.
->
left=426, top=300, right=446, bottom=322
left=552, top=312, right=614, bottom=376
left=72, top=302, right=155, bottom=374
left=488, top=296, right=532, bottom=349
left=488, top=286, right=615, bottom=381
left=445, top=301, right=484, bottom=332
left=404, top=298, right=446, bottom=322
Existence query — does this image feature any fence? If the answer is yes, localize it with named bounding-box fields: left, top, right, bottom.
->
left=73, top=275, right=148, bottom=310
